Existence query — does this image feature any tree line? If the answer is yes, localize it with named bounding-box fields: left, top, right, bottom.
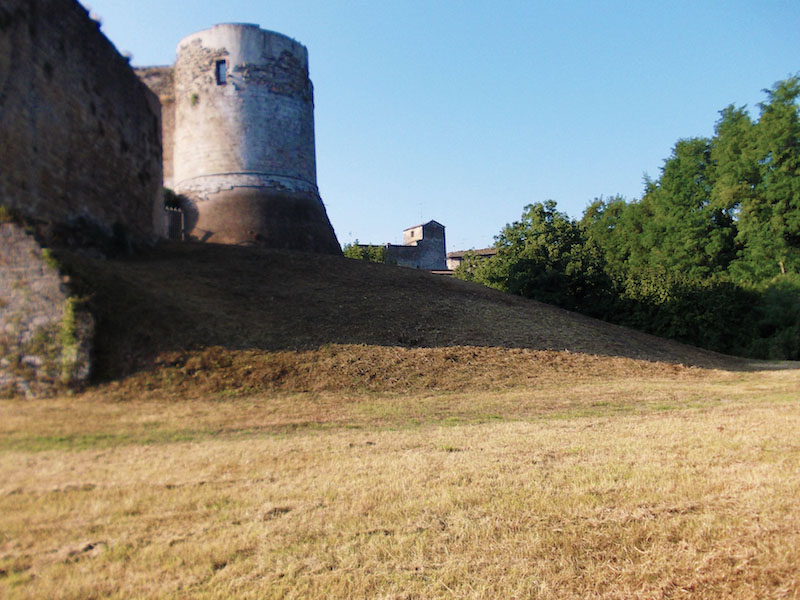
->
left=455, top=76, right=800, bottom=360
left=342, top=241, right=390, bottom=263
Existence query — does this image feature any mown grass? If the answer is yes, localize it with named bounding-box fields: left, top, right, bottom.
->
left=1, top=365, right=799, bottom=598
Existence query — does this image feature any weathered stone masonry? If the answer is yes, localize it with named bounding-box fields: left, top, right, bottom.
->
left=0, top=0, right=163, bottom=242
left=0, top=223, right=92, bottom=396
left=135, top=66, right=175, bottom=188
left=0, top=0, right=163, bottom=395
left=138, top=23, right=340, bottom=253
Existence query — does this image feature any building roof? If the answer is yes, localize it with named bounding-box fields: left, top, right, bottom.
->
left=446, top=247, right=498, bottom=259
left=403, top=220, right=445, bottom=232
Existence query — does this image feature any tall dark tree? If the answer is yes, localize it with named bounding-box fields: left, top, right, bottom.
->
left=633, top=138, right=736, bottom=277
left=711, top=105, right=758, bottom=212
left=719, top=77, right=800, bottom=280
left=581, top=195, right=648, bottom=279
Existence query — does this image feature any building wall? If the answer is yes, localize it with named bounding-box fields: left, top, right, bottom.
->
left=173, top=24, right=317, bottom=192
left=387, top=239, right=447, bottom=270
left=0, top=0, right=164, bottom=396
left=403, top=225, right=424, bottom=245
left=387, top=222, right=447, bottom=270
left=0, top=0, right=164, bottom=243
left=446, top=248, right=497, bottom=270
left=136, top=66, right=175, bottom=188
left=0, top=223, right=93, bottom=397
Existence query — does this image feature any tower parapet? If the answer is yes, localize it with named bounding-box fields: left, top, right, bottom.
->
left=171, top=23, right=340, bottom=252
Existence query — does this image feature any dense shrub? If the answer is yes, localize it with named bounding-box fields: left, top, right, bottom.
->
left=342, top=241, right=389, bottom=263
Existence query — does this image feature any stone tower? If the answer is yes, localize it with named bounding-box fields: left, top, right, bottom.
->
left=171, top=23, right=340, bottom=252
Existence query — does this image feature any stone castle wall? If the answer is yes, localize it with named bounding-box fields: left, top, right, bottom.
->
left=135, top=66, right=175, bottom=188
left=0, top=222, right=93, bottom=397
left=387, top=239, right=447, bottom=270
left=0, top=0, right=164, bottom=395
left=137, top=23, right=340, bottom=252
left=0, top=0, right=163, bottom=244
left=387, top=222, right=447, bottom=270
left=173, top=24, right=317, bottom=191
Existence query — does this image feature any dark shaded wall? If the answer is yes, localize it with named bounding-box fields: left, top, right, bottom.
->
left=0, top=0, right=163, bottom=243
left=135, top=66, right=175, bottom=188
left=387, top=240, right=447, bottom=270
left=0, top=0, right=165, bottom=396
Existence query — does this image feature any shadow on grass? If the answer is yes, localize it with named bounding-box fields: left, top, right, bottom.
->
left=61, top=241, right=785, bottom=383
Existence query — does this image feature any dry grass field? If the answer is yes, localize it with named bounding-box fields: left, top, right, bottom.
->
left=2, top=243, right=799, bottom=598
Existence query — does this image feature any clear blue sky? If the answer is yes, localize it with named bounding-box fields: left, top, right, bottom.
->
left=82, top=0, right=799, bottom=251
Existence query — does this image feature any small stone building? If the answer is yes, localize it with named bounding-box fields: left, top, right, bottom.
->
left=385, top=221, right=447, bottom=270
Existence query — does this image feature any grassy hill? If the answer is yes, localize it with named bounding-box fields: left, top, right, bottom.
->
left=4, top=242, right=800, bottom=598
left=61, top=241, right=748, bottom=397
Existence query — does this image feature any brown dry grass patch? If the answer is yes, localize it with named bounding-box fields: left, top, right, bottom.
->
left=105, top=344, right=704, bottom=400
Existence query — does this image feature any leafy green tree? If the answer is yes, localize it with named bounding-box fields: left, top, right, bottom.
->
left=581, top=195, right=649, bottom=279
left=460, top=77, right=800, bottom=359
left=641, top=138, right=736, bottom=277
left=452, top=250, right=496, bottom=285
left=457, top=201, right=614, bottom=316
left=616, top=268, right=759, bottom=355
left=711, top=105, right=758, bottom=212
left=717, top=77, right=800, bottom=280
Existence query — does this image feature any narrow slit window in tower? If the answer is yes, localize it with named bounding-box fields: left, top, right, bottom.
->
left=215, top=60, right=227, bottom=85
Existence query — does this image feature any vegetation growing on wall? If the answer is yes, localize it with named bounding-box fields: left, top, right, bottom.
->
left=162, top=187, right=186, bottom=210
left=456, top=76, right=800, bottom=360
left=59, top=296, right=80, bottom=383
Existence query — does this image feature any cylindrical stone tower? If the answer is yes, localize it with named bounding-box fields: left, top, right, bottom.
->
left=173, top=23, right=340, bottom=253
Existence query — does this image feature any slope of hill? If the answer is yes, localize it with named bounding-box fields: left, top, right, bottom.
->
left=8, top=243, right=800, bottom=598
left=61, top=242, right=750, bottom=396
